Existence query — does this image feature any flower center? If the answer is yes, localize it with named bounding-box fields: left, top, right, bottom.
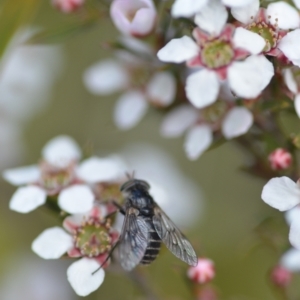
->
left=40, top=162, right=75, bottom=194
left=202, top=101, right=227, bottom=124
left=201, top=39, right=234, bottom=69
left=74, top=219, right=112, bottom=257
left=247, top=19, right=279, bottom=52
left=95, top=182, right=124, bottom=203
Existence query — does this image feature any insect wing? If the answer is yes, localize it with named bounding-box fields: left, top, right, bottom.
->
left=119, top=208, right=149, bottom=271
left=153, top=206, right=197, bottom=266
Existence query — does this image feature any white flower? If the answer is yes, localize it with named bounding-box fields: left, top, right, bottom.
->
left=32, top=206, right=118, bottom=296
left=161, top=102, right=253, bottom=160
left=279, top=29, right=300, bottom=68
left=160, top=105, right=199, bottom=138
left=110, top=0, right=156, bottom=37
left=280, top=248, right=300, bottom=272
left=158, top=19, right=272, bottom=108
left=232, top=1, right=300, bottom=30
left=33, top=227, right=105, bottom=296
left=83, top=59, right=129, bottom=95
left=0, top=30, right=62, bottom=123
left=261, top=177, right=300, bottom=249
left=84, top=50, right=176, bottom=130
left=3, top=136, right=124, bottom=214
left=232, top=1, right=300, bottom=59
left=171, top=0, right=255, bottom=18
left=282, top=68, right=300, bottom=118
left=184, top=107, right=253, bottom=160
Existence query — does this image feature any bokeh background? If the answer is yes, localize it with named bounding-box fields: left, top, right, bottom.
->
left=0, top=1, right=299, bottom=299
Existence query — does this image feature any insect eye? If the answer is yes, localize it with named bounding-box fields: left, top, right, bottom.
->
left=120, top=179, right=135, bottom=191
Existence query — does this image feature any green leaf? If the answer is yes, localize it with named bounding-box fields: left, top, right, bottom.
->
left=0, top=0, right=40, bottom=57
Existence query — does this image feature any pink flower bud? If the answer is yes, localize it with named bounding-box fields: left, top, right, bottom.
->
left=52, top=0, right=84, bottom=13
left=270, top=265, right=292, bottom=287
left=110, top=0, right=156, bottom=37
left=268, top=148, right=292, bottom=170
left=187, top=258, right=215, bottom=284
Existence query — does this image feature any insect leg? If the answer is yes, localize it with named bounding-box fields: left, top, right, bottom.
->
left=92, top=240, right=120, bottom=275
left=112, top=200, right=125, bottom=215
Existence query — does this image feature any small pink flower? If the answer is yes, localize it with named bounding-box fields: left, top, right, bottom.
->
left=52, top=0, right=84, bottom=13
left=270, top=265, right=292, bottom=287
left=268, top=148, right=292, bottom=170
left=110, top=0, right=156, bottom=37
left=187, top=258, right=215, bottom=284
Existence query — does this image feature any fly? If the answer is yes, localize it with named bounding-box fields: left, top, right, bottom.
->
left=104, top=177, right=198, bottom=271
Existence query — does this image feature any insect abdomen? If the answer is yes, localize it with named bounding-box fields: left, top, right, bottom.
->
left=140, top=218, right=161, bottom=265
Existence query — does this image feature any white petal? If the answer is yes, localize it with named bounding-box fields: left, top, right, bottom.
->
left=32, top=227, right=73, bottom=259
left=295, top=94, right=300, bottom=118
left=67, top=258, right=105, bottom=296
left=283, top=68, right=298, bottom=94
left=157, top=36, right=199, bottom=63
left=223, top=0, right=260, bottom=7
left=83, top=60, right=128, bottom=95
left=261, top=177, right=300, bottom=211
left=194, top=0, right=228, bottom=36
left=222, top=107, right=253, bottom=139
left=233, top=27, right=266, bottom=55
left=58, top=184, right=94, bottom=214
left=186, top=69, right=219, bottom=109
left=77, top=156, right=124, bottom=183
left=130, top=7, right=156, bottom=36
left=267, top=2, right=300, bottom=30
left=9, top=185, right=47, bottom=213
left=160, top=105, right=199, bottom=138
left=290, top=219, right=300, bottom=249
left=171, top=0, right=208, bottom=18
left=231, top=0, right=259, bottom=24
left=184, top=125, right=213, bottom=160
left=42, top=135, right=81, bottom=168
left=3, top=165, right=40, bottom=185
left=114, top=90, right=148, bottom=130
left=285, top=205, right=300, bottom=225
left=228, top=55, right=274, bottom=99
left=146, top=71, right=176, bottom=106
left=293, top=0, right=300, bottom=10
left=279, top=29, right=300, bottom=67
left=281, top=248, right=300, bottom=272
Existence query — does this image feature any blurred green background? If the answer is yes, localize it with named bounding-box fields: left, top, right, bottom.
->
left=0, top=1, right=298, bottom=299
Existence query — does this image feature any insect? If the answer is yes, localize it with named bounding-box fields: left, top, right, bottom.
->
left=115, top=177, right=198, bottom=271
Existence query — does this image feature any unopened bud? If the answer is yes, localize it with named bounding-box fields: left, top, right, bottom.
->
left=187, top=258, right=215, bottom=284
left=268, top=148, right=292, bottom=170
left=270, top=265, right=292, bottom=287
left=52, top=0, right=84, bottom=13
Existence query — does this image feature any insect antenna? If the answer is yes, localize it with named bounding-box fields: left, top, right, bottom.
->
left=125, top=170, right=135, bottom=180
left=92, top=241, right=119, bottom=275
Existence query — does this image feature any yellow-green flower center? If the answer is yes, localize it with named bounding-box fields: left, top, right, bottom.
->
left=248, top=21, right=278, bottom=52
left=202, top=101, right=227, bottom=123
left=40, top=163, right=74, bottom=193
left=75, top=219, right=112, bottom=257
left=202, top=40, right=234, bottom=69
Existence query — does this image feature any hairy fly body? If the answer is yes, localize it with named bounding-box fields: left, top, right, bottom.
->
left=117, top=178, right=198, bottom=271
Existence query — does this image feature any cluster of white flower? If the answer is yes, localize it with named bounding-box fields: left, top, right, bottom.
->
left=4, top=135, right=124, bottom=296
left=3, top=135, right=202, bottom=296
left=81, top=0, right=300, bottom=161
